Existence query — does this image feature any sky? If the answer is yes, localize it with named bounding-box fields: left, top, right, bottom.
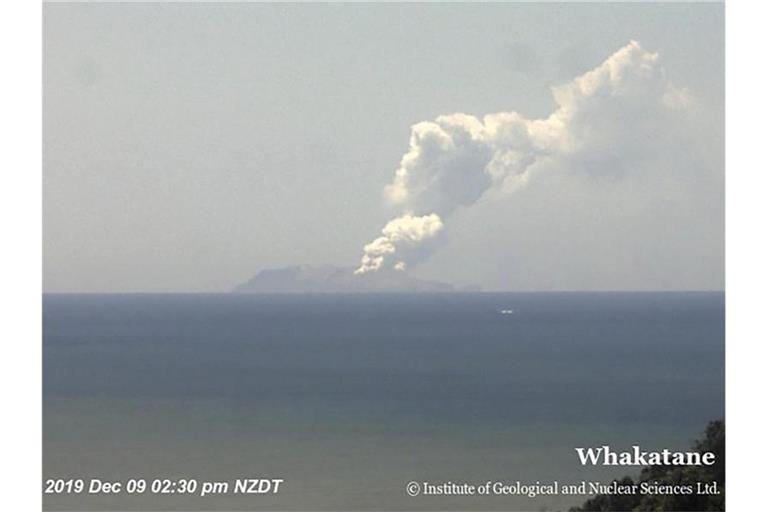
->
left=43, top=2, right=724, bottom=292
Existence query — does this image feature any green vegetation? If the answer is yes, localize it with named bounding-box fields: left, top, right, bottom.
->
left=570, top=420, right=725, bottom=511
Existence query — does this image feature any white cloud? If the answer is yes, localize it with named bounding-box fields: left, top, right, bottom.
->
left=356, top=41, right=693, bottom=274
left=355, top=213, right=444, bottom=274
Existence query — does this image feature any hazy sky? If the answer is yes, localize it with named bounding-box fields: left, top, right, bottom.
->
left=43, top=2, right=724, bottom=292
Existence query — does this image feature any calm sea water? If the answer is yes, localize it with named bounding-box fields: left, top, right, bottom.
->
left=43, top=292, right=724, bottom=511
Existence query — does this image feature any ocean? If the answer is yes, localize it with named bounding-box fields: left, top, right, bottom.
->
left=43, top=292, right=724, bottom=511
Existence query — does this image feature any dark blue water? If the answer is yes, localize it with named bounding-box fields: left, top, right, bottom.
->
left=43, top=292, right=724, bottom=511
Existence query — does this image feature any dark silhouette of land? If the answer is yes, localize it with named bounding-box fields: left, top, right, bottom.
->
left=571, top=420, right=725, bottom=511
left=233, top=265, right=464, bottom=293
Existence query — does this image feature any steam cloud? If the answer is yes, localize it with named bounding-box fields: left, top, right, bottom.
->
left=355, top=41, right=692, bottom=274
left=355, top=213, right=444, bottom=274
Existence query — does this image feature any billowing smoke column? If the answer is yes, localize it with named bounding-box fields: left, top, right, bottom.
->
left=355, top=213, right=444, bottom=274
left=355, top=41, right=691, bottom=274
